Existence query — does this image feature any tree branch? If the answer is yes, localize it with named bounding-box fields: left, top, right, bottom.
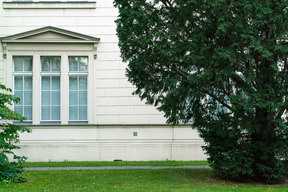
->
left=202, top=90, right=233, bottom=111
left=231, top=73, right=256, bottom=92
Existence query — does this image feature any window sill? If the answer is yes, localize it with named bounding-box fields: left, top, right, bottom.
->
left=14, top=121, right=32, bottom=126
left=3, top=1, right=97, bottom=9
left=68, top=121, right=88, bottom=125
left=40, top=121, right=61, bottom=125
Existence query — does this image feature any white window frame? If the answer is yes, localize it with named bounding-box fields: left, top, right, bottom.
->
left=68, top=56, right=89, bottom=123
left=40, top=55, right=62, bottom=123
left=13, top=55, right=33, bottom=122
left=8, top=52, right=94, bottom=125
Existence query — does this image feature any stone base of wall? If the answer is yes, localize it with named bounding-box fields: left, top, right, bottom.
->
left=16, top=143, right=207, bottom=162
left=14, top=125, right=207, bottom=162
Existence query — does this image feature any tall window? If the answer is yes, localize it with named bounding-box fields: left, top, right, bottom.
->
left=69, top=56, right=88, bottom=121
left=41, top=56, right=61, bottom=121
left=13, top=56, right=33, bottom=121
left=12, top=54, right=90, bottom=124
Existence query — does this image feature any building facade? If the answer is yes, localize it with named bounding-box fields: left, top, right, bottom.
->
left=0, top=0, right=206, bottom=162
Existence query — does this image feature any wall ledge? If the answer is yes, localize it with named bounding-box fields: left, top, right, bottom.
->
left=3, top=1, right=96, bottom=9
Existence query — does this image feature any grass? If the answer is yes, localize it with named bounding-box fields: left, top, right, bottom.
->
left=1, top=169, right=287, bottom=192
left=24, top=160, right=209, bottom=168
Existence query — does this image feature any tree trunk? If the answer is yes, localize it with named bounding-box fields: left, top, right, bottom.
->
left=251, top=107, right=278, bottom=181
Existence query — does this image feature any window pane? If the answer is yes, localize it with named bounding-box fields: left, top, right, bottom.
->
left=69, top=76, right=78, bottom=90
left=69, top=57, right=79, bottom=71
left=41, top=75, right=61, bottom=121
left=14, top=56, right=33, bottom=72
left=14, top=91, right=23, bottom=106
left=41, top=91, right=50, bottom=105
left=79, top=106, right=87, bottom=120
left=79, top=76, right=87, bottom=90
left=15, top=76, right=23, bottom=90
left=24, top=76, right=33, bottom=90
left=79, top=57, right=88, bottom=72
left=69, top=74, right=88, bottom=120
left=23, top=57, right=33, bottom=71
left=42, top=76, right=50, bottom=90
left=52, top=76, right=60, bottom=90
left=24, top=91, right=32, bottom=105
left=52, top=57, right=61, bottom=72
left=41, top=106, right=50, bottom=120
left=24, top=106, right=32, bottom=120
left=52, top=91, right=60, bottom=105
left=69, top=106, right=78, bottom=120
left=51, top=106, right=60, bottom=120
left=70, top=61, right=78, bottom=71
left=41, top=56, right=61, bottom=72
left=69, top=56, right=88, bottom=72
left=14, top=57, right=23, bottom=72
left=79, top=91, right=87, bottom=105
left=41, top=57, right=50, bottom=71
left=14, top=106, right=22, bottom=115
left=69, top=91, right=78, bottom=105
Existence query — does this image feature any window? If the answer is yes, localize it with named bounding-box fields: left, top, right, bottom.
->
left=69, top=56, right=88, bottom=121
left=3, top=26, right=99, bottom=125
left=41, top=56, right=61, bottom=121
left=208, top=92, right=229, bottom=120
left=13, top=56, right=33, bottom=121
left=12, top=54, right=90, bottom=124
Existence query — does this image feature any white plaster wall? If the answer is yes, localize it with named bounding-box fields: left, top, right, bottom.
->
left=17, top=143, right=207, bottom=162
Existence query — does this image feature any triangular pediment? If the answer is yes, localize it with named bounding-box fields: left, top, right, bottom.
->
left=19, top=31, right=82, bottom=40
left=1, top=26, right=100, bottom=43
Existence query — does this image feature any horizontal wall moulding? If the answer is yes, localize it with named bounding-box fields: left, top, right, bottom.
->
left=18, top=141, right=206, bottom=145
left=22, top=124, right=193, bottom=129
left=3, top=1, right=97, bottom=9
left=18, top=140, right=203, bottom=143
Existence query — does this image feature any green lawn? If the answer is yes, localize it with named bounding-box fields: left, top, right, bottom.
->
left=1, top=169, right=287, bottom=192
left=24, top=160, right=209, bottom=168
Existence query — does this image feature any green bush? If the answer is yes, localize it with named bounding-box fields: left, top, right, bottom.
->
left=0, top=83, right=31, bottom=183
left=199, top=119, right=288, bottom=184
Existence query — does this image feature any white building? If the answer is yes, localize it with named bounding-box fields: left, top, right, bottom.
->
left=0, top=0, right=206, bottom=162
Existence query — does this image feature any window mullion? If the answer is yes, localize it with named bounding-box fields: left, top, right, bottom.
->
left=61, top=54, right=68, bottom=124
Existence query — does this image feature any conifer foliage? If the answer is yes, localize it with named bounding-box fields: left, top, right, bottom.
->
left=0, top=83, right=31, bottom=183
left=114, top=0, right=288, bottom=183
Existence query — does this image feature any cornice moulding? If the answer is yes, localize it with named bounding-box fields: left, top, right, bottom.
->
left=2, top=1, right=97, bottom=9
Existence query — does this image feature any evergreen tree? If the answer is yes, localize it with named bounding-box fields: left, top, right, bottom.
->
left=0, top=83, right=31, bottom=183
left=114, top=0, right=288, bottom=183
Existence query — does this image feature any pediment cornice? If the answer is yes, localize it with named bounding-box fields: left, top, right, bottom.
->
left=1, top=26, right=100, bottom=44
